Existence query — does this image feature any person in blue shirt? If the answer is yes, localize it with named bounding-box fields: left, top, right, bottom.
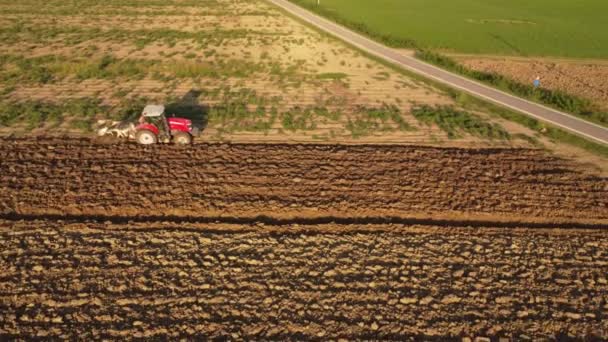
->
left=533, top=76, right=541, bottom=88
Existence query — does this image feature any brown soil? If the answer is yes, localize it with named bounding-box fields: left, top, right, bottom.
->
left=0, top=138, right=606, bottom=225
left=1, top=219, right=607, bottom=340
left=455, top=55, right=608, bottom=110
left=0, top=139, right=607, bottom=339
left=2, top=0, right=608, bottom=336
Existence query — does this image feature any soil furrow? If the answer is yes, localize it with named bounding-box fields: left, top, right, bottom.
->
left=1, top=219, right=607, bottom=340
left=0, top=138, right=606, bottom=225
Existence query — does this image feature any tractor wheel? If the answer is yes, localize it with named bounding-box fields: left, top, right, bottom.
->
left=173, top=132, right=192, bottom=145
left=135, top=129, right=157, bottom=145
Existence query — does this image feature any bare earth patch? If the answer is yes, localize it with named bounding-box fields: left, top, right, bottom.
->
left=455, top=55, right=608, bottom=110
left=0, top=138, right=607, bottom=339
left=1, top=220, right=607, bottom=340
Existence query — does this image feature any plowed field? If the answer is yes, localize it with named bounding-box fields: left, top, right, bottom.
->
left=1, top=220, right=607, bottom=340
left=0, top=138, right=606, bottom=225
left=0, top=139, right=607, bottom=339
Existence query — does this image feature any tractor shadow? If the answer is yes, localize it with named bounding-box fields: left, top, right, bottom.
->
left=165, top=89, right=209, bottom=132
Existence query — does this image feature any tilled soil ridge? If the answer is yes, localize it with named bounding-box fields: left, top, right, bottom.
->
left=0, top=138, right=606, bottom=226
left=0, top=220, right=607, bottom=340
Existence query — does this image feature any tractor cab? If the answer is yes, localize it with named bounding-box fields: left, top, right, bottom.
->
left=135, top=104, right=199, bottom=145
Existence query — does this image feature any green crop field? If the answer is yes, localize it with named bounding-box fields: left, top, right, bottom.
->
left=293, top=0, right=608, bottom=59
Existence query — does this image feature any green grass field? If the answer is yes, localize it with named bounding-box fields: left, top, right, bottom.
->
left=294, top=0, right=608, bottom=59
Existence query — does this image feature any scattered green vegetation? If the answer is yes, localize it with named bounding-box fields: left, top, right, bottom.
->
left=346, top=104, right=413, bottom=138
left=0, top=23, right=286, bottom=49
left=209, top=102, right=276, bottom=134
left=193, top=88, right=269, bottom=134
left=412, top=105, right=510, bottom=140
left=0, top=95, right=171, bottom=131
left=0, top=54, right=151, bottom=84
left=0, top=98, right=105, bottom=130
left=161, top=88, right=415, bottom=138
left=281, top=107, right=317, bottom=132
left=0, top=0, right=271, bottom=17
left=314, top=107, right=341, bottom=121
left=68, top=55, right=153, bottom=81
left=69, top=119, right=94, bottom=132
left=0, top=54, right=55, bottom=86
left=316, top=72, right=348, bottom=80
left=0, top=53, right=308, bottom=85
left=447, top=90, right=608, bottom=157
left=164, top=59, right=265, bottom=79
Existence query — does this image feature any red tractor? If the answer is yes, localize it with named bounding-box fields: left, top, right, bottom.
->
left=135, top=105, right=200, bottom=145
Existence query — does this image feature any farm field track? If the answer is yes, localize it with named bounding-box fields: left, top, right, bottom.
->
left=0, top=138, right=606, bottom=226
left=1, top=219, right=607, bottom=339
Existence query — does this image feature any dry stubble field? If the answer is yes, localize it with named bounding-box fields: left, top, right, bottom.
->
left=0, top=0, right=451, bottom=144
left=0, top=0, right=572, bottom=150
left=1, top=0, right=608, bottom=340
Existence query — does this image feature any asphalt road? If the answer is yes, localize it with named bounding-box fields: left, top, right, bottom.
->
left=268, top=0, right=608, bottom=145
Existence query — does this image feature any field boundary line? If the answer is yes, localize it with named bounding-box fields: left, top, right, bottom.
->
left=1, top=213, right=605, bottom=230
